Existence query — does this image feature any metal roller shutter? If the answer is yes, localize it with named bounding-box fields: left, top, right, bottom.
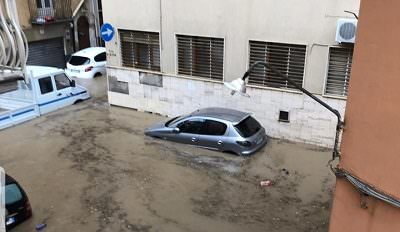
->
left=27, top=37, right=66, bottom=68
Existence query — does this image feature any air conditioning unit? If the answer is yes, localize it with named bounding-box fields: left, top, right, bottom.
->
left=335, top=18, right=357, bottom=43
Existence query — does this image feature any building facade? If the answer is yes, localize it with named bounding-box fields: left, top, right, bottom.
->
left=330, top=0, right=400, bottom=230
left=16, top=0, right=103, bottom=68
left=103, top=0, right=360, bottom=147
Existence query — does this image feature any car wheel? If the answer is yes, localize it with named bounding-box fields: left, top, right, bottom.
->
left=94, top=72, right=102, bottom=78
left=74, top=99, right=83, bottom=104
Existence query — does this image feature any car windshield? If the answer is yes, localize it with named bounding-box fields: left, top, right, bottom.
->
left=234, top=116, right=261, bottom=138
left=69, top=56, right=90, bottom=66
left=165, top=115, right=187, bottom=127
left=5, top=183, right=23, bottom=205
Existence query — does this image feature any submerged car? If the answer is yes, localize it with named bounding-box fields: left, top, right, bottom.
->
left=145, top=108, right=267, bottom=156
left=5, top=174, right=32, bottom=230
left=65, top=47, right=106, bottom=79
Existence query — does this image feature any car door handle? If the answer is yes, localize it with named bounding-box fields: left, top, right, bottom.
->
left=57, top=93, right=62, bottom=96
left=191, top=137, right=198, bottom=142
left=217, top=140, right=223, bottom=145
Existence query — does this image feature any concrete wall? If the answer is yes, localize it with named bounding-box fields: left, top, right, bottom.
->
left=103, top=0, right=360, bottom=147
left=108, top=67, right=346, bottom=147
left=330, top=0, right=400, bottom=230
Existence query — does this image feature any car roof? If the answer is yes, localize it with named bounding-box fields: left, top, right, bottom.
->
left=26, top=65, right=64, bottom=78
left=190, top=107, right=250, bottom=123
left=72, top=47, right=106, bottom=58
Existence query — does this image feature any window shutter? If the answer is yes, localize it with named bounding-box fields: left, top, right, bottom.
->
left=177, top=35, right=224, bottom=81
left=119, top=30, right=160, bottom=72
left=249, top=41, right=306, bottom=89
left=325, top=46, right=354, bottom=97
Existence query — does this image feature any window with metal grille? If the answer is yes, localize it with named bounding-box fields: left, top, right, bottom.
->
left=325, top=46, right=354, bottom=97
left=119, top=30, right=160, bottom=72
left=177, top=35, right=224, bottom=81
left=249, top=41, right=306, bottom=89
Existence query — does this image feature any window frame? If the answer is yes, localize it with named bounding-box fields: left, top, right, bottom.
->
left=177, top=118, right=206, bottom=134
left=54, top=73, right=72, bottom=90
left=36, top=0, right=53, bottom=9
left=247, top=40, right=307, bottom=91
left=38, top=76, right=54, bottom=95
left=118, top=29, right=161, bottom=72
left=323, top=45, right=354, bottom=98
left=175, top=34, right=225, bottom=82
left=201, top=119, right=228, bottom=136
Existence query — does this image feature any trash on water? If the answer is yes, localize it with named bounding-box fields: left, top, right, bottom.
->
left=260, top=180, right=273, bottom=187
left=281, top=168, right=289, bottom=175
left=36, top=223, right=47, bottom=231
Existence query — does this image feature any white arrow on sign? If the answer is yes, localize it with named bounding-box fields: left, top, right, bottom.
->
left=102, top=28, right=113, bottom=37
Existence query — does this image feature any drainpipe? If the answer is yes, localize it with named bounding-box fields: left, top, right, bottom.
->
left=159, top=0, right=163, bottom=50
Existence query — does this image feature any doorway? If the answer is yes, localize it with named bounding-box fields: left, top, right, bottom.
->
left=77, top=16, right=90, bottom=50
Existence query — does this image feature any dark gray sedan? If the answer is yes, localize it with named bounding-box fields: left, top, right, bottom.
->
left=145, top=108, right=267, bottom=156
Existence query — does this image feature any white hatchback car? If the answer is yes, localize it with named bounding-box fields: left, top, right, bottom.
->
left=65, top=47, right=106, bottom=79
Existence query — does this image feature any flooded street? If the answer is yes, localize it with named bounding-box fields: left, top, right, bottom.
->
left=0, top=76, right=334, bottom=232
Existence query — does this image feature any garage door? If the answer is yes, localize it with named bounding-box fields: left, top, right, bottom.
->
left=27, top=37, right=66, bottom=68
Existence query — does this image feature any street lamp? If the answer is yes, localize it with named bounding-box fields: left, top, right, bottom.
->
left=224, top=61, right=344, bottom=161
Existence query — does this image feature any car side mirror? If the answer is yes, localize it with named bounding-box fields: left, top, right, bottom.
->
left=70, top=80, right=76, bottom=87
left=173, top=128, right=180, bottom=133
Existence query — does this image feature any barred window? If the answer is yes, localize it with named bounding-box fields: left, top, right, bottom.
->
left=249, top=41, right=306, bottom=89
left=325, top=46, right=354, bottom=97
left=177, top=35, right=224, bottom=81
left=119, top=30, right=160, bottom=72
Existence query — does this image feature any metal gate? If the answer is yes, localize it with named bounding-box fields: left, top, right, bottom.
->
left=27, top=37, right=66, bottom=68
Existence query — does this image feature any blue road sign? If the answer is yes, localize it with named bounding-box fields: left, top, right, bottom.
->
left=100, top=23, right=115, bottom=42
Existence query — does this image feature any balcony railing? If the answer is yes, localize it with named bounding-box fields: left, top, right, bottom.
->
left=28, top=0, right=72, bottom=24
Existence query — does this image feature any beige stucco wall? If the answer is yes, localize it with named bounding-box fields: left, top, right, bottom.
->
left=103, top=0, right=359, bottom=95
left=16, top=0, right=31, bottom=29
left=331, top=0, right=400, bottom=230
left=71, top=0, right=82, bottom=13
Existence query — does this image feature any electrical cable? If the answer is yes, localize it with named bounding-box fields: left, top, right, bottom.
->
left=333, top=167, right=400, bottom=208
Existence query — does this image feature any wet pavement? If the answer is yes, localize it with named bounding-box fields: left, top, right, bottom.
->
left=0, top=75, right=334, bottom=231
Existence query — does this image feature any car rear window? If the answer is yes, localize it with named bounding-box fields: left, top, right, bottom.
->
left=69, top=56, right=90, bottom=65
left=5, top=183, right=23, bottom=205
left=234, top=116, right=261, bottom=138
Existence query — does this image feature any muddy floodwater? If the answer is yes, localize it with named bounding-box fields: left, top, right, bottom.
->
left=0, top=76, right=334, bottom=232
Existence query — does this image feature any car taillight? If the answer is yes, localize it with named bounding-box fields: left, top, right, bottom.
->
left=236, top=141, right=252, bottom=147
left=85, top=66, right=93, bottom=72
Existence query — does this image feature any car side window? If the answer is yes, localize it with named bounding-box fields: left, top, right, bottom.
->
left=94, top=52, right=106, bottom=62
left=38, top=76, right=54, bottom=94
left=5, top=183, right=23, bottom=205
left=178, top=119, right=205, bottom=134
left=201, top=120, right=227, bottom=136
left=54, top=73, right=71, bottom=90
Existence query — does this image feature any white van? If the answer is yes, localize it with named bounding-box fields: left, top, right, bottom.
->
left=0, top=66, right=90, bottom=129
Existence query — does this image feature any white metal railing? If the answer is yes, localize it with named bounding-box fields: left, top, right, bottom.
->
left=0, top=0, right=29, bottom=82
left=35, top=7, right=55, bottom=23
